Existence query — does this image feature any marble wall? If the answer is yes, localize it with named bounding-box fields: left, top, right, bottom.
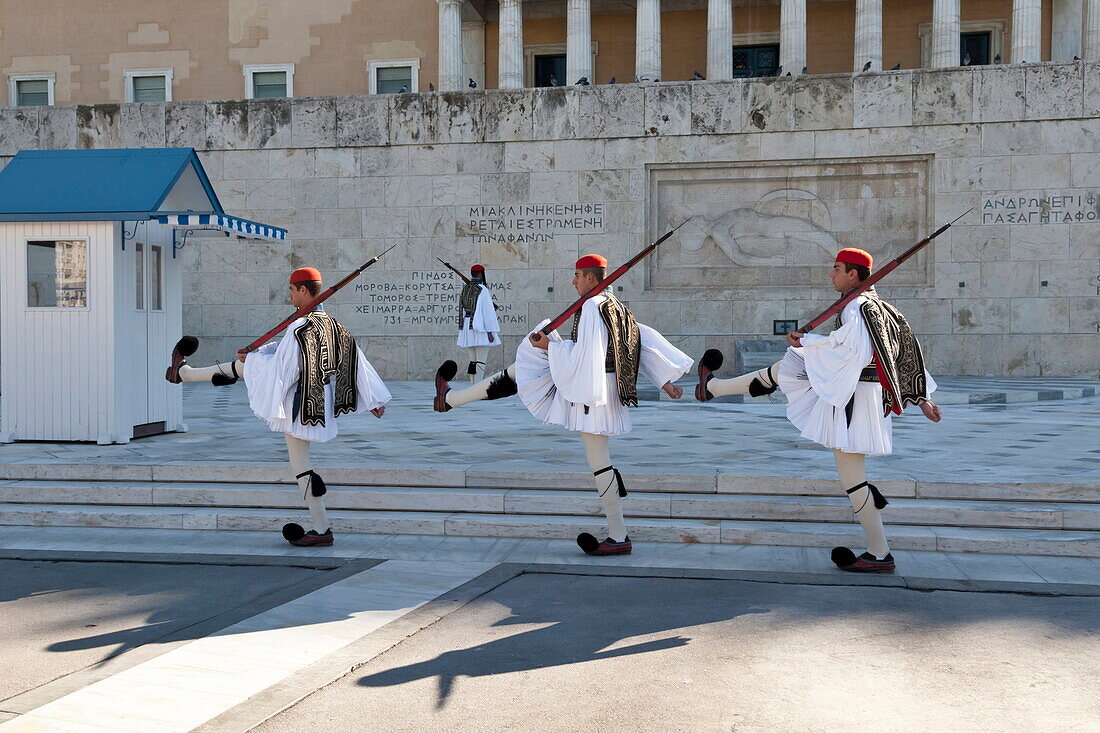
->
left=1, top=63, right=1097, bottom=379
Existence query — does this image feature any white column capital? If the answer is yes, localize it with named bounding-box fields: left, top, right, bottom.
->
left=498, top=0, right=525, bottom=88
left=930, top=0, right=960, bottom=68
left=636, top=0, right=662, bottom=81
left=567, top=0, right=593, bottom=85
left=780, top=0, right=807, bottom=75
left=854, top=0, right=883, bottom=71
left=1011, top=0, right=1043, bottom=63
left=707, top=0, right=734, bottom=80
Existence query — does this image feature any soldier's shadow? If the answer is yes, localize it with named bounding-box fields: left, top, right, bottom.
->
left=357, top=572, right=770, bottom=708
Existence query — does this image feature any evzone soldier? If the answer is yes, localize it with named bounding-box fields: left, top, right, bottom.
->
left=695, top=248, right=943, bottom=573
left=165, top=266, right=392, bottom=548
left=433, top=254, right=693, bottom=556
left=456, top=264, right=501, bottom=382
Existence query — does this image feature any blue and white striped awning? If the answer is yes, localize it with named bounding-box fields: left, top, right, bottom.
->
left=153, top=213, right=287, bottom=242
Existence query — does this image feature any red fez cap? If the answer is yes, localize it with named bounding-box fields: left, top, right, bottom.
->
left=471, top=264, right=485, bottom=275
left=575, top=254, right=608, bottom=269
left=290, top=267, right=322, bottom=284
left=835, top=248, right=873, bottom=269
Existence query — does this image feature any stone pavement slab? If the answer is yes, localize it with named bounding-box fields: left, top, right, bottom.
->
left=1, top=381, right=1098, bottom=486
left=253, top=573, right=1100, bottom=733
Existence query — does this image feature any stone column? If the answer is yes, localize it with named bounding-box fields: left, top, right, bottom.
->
left=463, top=21, right=486, bottom=90
left=930, top=0, right=960, bottom=68
left=498, top=0, right=525, bottom=88
left=780, top=0, right=807, bottom=75
left=1087, top=0, right=1100, bottom=58
left=1051, top=0, right=1083, bottom=62
left=567, top=0, right=593, bottom=85
left=636, top=0, right=662, bottom=81
left=707, top=0, right=733, bottom=80
left=854, top=0, right=883, bottom=71
left=437, top=0, right=463, bottom=91
left=1011, top=0, right=1043, bottom=63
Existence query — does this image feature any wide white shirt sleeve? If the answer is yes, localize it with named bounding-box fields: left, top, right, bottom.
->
left=354, top=346, right=392, bottom=413
left=546, top=297, right=610, bottom=407
left=472, top=285, right=500, bottom=334
left=637, top=323, right=693, bottom=388
left=243, top=319, right=305, bottom=421
left=797, top=298, right=873, bottom=409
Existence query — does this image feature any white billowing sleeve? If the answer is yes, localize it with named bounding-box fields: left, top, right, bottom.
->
left=354, top=346, right=392, bottom=413
left=546, top=298, right=610, bottom=407
left=797, top=299, right=873, bottom=409
left=243, top=320, right=305, bottom=421
left=473, top=286, right=500, bottom=334
left=637, top=323, right=693, bottom=388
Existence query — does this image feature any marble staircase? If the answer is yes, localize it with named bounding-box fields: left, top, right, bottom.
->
left=0, top=464, right=1097, bottom=557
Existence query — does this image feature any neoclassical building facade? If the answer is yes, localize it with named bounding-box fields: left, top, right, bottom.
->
left=1, top=1, right=1099, bottom=105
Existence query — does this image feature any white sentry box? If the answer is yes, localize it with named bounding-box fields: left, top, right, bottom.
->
left=0, top=148, right=287, bottom=444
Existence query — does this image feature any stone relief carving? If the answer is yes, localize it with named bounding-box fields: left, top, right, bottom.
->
left=649, top=157, right=932, bottom=288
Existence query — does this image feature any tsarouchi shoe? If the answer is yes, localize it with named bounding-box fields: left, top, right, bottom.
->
left=282, top=523, right=334, bottom=547
left=434, top=360, right=458, bottom=413
left=831, top=546, right=895, bottom=573
left=165, top=335, right=199, bottom=384
left=695, top=349, right=723, bottom=402
left=577, top=533, right=632, bottom=556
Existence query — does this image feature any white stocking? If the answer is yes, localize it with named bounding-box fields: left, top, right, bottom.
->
left=467, top=345, right=489, bottom=382
left=582, top=432, right=627, bottom=543
left=446, top=364, right=517, bottom=408
left=177, top=360, right=239, bottom=383
left=286, top=434, right=330, bottom=534
left=706, top=361, right=781, bottom=398
left=834, top=449, right=889, bottom=559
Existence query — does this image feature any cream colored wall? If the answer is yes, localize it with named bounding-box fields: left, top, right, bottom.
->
left=0, top=0, right=1054, bottom=105
left=0, top=0, right=441, bottom=105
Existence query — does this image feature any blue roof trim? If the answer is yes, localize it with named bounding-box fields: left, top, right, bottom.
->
left=0, top=148, right=223, bottom=221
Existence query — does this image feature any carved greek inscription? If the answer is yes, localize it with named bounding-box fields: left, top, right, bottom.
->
left=352, top=271, right=526, bottom=327
left=981, top=193, right=1100, bottom=224
left=466, top=203, right=605, bottom=243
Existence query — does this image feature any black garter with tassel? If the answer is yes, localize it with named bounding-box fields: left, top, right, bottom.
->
left=296, top=470, right=328, bottom=497
left=845, top=481, right=888, bottom=511
left=594, top=466, right=627, bottom=497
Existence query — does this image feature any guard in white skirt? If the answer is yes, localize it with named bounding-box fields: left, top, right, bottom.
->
left=433, top=254, right=693, bottom=556
left=695, top=248, right=943, bottom=573
left=456, top=264, right=501, bottom=382
left=165, top=266, right=391, bottom=548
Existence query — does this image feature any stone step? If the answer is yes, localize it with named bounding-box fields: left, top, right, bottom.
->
left=4, top=481, right=1100, bottom=530
left=0, top=465, right=1096, bottom=503
left=0, top=503, right=1098, bottom=557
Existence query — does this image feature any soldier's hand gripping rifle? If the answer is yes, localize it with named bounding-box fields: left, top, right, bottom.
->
left=797, top=209, right=971, bottom=414
left=239, top=245, right=396, bottom=354
left=537, top=218, right=691, bottom=335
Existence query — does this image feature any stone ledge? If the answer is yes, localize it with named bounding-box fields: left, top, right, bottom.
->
left=1, top=62, right=1095, bottom=155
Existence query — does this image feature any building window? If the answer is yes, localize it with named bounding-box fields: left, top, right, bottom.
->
left=135, top=242, right=145, bottom=309
left=918, top=19, right=1006, bottom=68
left=150, top=245, right=164, bottom=311
left=961, top=32, right=992, bottom=65
left=533, top=54, right=566, bottom=87
left=244, top=64, right=294, bottom=99
left=369, top=59, right=420, bottom=94
left=125, top=69, right=173, bottom=103
left=8, top=74, right=55, bottom=106
left=27, top=240, right=88, bottom=309
left=733, top=44, right=780, bottom=78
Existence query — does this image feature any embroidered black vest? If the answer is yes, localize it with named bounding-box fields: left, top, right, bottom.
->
left=571, top=292, right=641, bottom=407
left=458, top=281, right=483, bottom=326
left=292, top=312, right=358, bottom=426
left=837, top=288, right=930, bottom=416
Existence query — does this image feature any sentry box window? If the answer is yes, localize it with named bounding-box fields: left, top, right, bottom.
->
left=27, top=240, right=88, bottom=309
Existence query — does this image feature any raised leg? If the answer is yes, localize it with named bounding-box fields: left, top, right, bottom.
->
left=436, top=362, right=517, bottom=411
left=706, top=361, right=781, bottom=399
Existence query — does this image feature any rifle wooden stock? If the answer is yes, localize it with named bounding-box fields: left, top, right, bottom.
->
left=240, top=245, right=395, bottom=354
left=539, top=220, right=689, bottom=335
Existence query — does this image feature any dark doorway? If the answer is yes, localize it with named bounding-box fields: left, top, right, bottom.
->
left=534, top=54, right=567, bottom=87
left=732, top=44, right=781, bottom=77
left=961, top=32, right=992, bottom=65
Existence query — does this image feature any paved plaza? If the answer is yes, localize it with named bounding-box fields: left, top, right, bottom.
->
left=3, top=377, right=1099, bottom=485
